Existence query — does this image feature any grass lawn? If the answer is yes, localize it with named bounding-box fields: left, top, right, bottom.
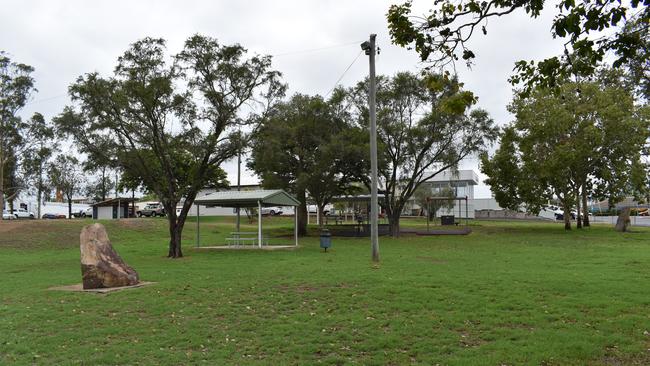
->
left=1, top=217, right=650, bottom=365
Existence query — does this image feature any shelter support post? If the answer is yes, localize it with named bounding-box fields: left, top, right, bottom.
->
left=427, top=200, right=430, bottom=232
left=258, top=200, right=262, bottom=248
left=294, top=212, right=298, bottom=246
left=236, top=207, right=240, bottom=232
left=465, top=196, right=468, bottom=226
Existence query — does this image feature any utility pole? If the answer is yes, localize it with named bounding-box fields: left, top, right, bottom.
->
left=361, top=34, right=379, bottom=263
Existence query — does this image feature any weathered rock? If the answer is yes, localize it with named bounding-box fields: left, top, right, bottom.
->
left=80, top=223, right=139, bottom=289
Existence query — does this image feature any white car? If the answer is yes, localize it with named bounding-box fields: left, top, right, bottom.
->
left=307, top=204, right=333, bottom=214
left=261, top=206, right=283, bottom=216
left=13, top=209, right=35, bottom=219
left=2, top=210, right=17, bottom=220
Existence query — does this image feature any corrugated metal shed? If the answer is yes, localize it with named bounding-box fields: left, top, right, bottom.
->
left=194, top=189, right=300, bottom=207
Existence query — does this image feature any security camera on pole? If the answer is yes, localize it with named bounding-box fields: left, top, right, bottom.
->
left=361, top=34, right=379, bottom=263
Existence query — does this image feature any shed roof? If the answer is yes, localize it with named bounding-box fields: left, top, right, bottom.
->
left=194, top=189, right=300, bottom=207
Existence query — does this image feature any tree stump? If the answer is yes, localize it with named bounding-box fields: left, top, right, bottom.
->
left=80, top=223, right=139, bottom=289
left=615, top=207, right=631, bottom=232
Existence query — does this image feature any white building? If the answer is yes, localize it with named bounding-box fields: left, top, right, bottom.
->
left=404, top=169, right=482, bottom=218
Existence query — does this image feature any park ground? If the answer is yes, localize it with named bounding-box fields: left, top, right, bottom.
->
left=1, top=217, right=650, bottom=365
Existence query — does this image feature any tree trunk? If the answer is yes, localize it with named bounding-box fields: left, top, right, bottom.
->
left=168, top=224, right=183, bottom=257
left=389, top=213, right=400, bottom=237
left=576, top=190, right=582, bottom=229
left=37, top=183, right=42, bottom=219
left=385, top=202, right=402, bottom=238
left=563, top=205, right=571, bottom=230
left=101, top=167, right=107, bottom=201
left=317, top=203, right=326, bottom=228
left=582, top=191, right=590, bottom=227
left=296, top=190, right=307, bottom=236
left=615, top=207, right=631, bottom=232
left=165, top=202, right=184, bottom=258
left=67, top=196, right=73, bottom=219
left=167, top=222, right=184, bottom=258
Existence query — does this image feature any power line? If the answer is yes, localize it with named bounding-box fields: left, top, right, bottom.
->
left=22, top=41, right=365, bottom=106
left=24, top=93, right=68, bottom=106
left=271, top=40, right=363, bottom=57
left=325, top=50, right=363, bottom=97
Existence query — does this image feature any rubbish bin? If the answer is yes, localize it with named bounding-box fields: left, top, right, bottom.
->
left=441, top=215, right=455, bottom=226
left=320, top=229, right=332, bottom=252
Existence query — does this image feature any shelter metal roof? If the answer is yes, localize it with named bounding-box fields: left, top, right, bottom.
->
left=91, top=197, right=137, bottom=207
left=194, top=189, right=300, bottom=208
left=330, top=194, right=387, bottom=203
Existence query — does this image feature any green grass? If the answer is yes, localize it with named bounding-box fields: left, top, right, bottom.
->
left=1, top=217, right=650, bottom=365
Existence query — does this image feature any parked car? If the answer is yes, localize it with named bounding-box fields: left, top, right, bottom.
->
left=261, top=206, right=283, bottom=216
left=137, top=203, right=166, bottom=217
left=72, top=207, right=93, bottom=218
left=42, top=213, right=66, bottom=219
left=307, top=204, right=332, bottom=214
left=554, top=211, right=577, bottom=221
left=13, top=209, right=35, bottom=219
left=2, top=210, right=17, bottom=220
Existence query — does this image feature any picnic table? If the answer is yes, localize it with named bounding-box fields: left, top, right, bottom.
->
left=325, top=215, right=344, bottom=225
left=225, top=232, right=269, bottom=246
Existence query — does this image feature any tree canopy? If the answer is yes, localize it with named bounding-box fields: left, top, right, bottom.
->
left=248, top=93, right=369, bottom=234
left=48, top=154, right=84, bottom=219
left=21, top=112, right=55, bottom=217
left=481, top=79, right=649, bottom=230
left=387, top=0, right=649, bottom=93
left=55, top=35, right=282, bottom=257
left=0, top=52, right=36, bottom=217
left=348, top=72, right=497, bottom=235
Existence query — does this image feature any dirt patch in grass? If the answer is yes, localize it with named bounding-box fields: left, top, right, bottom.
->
left=416, top=256, right=448, bottom=264
left=275, top=282, right=355, bottom=293
left=593, top=350, right=650, bottom=366
left=458, top=331, right=488, bottom=348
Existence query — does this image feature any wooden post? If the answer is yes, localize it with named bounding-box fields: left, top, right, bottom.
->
left=365, top=34, right=380, bottom=263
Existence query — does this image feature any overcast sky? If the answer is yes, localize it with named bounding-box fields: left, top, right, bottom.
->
left=1, top=0, right=565, bottom=198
